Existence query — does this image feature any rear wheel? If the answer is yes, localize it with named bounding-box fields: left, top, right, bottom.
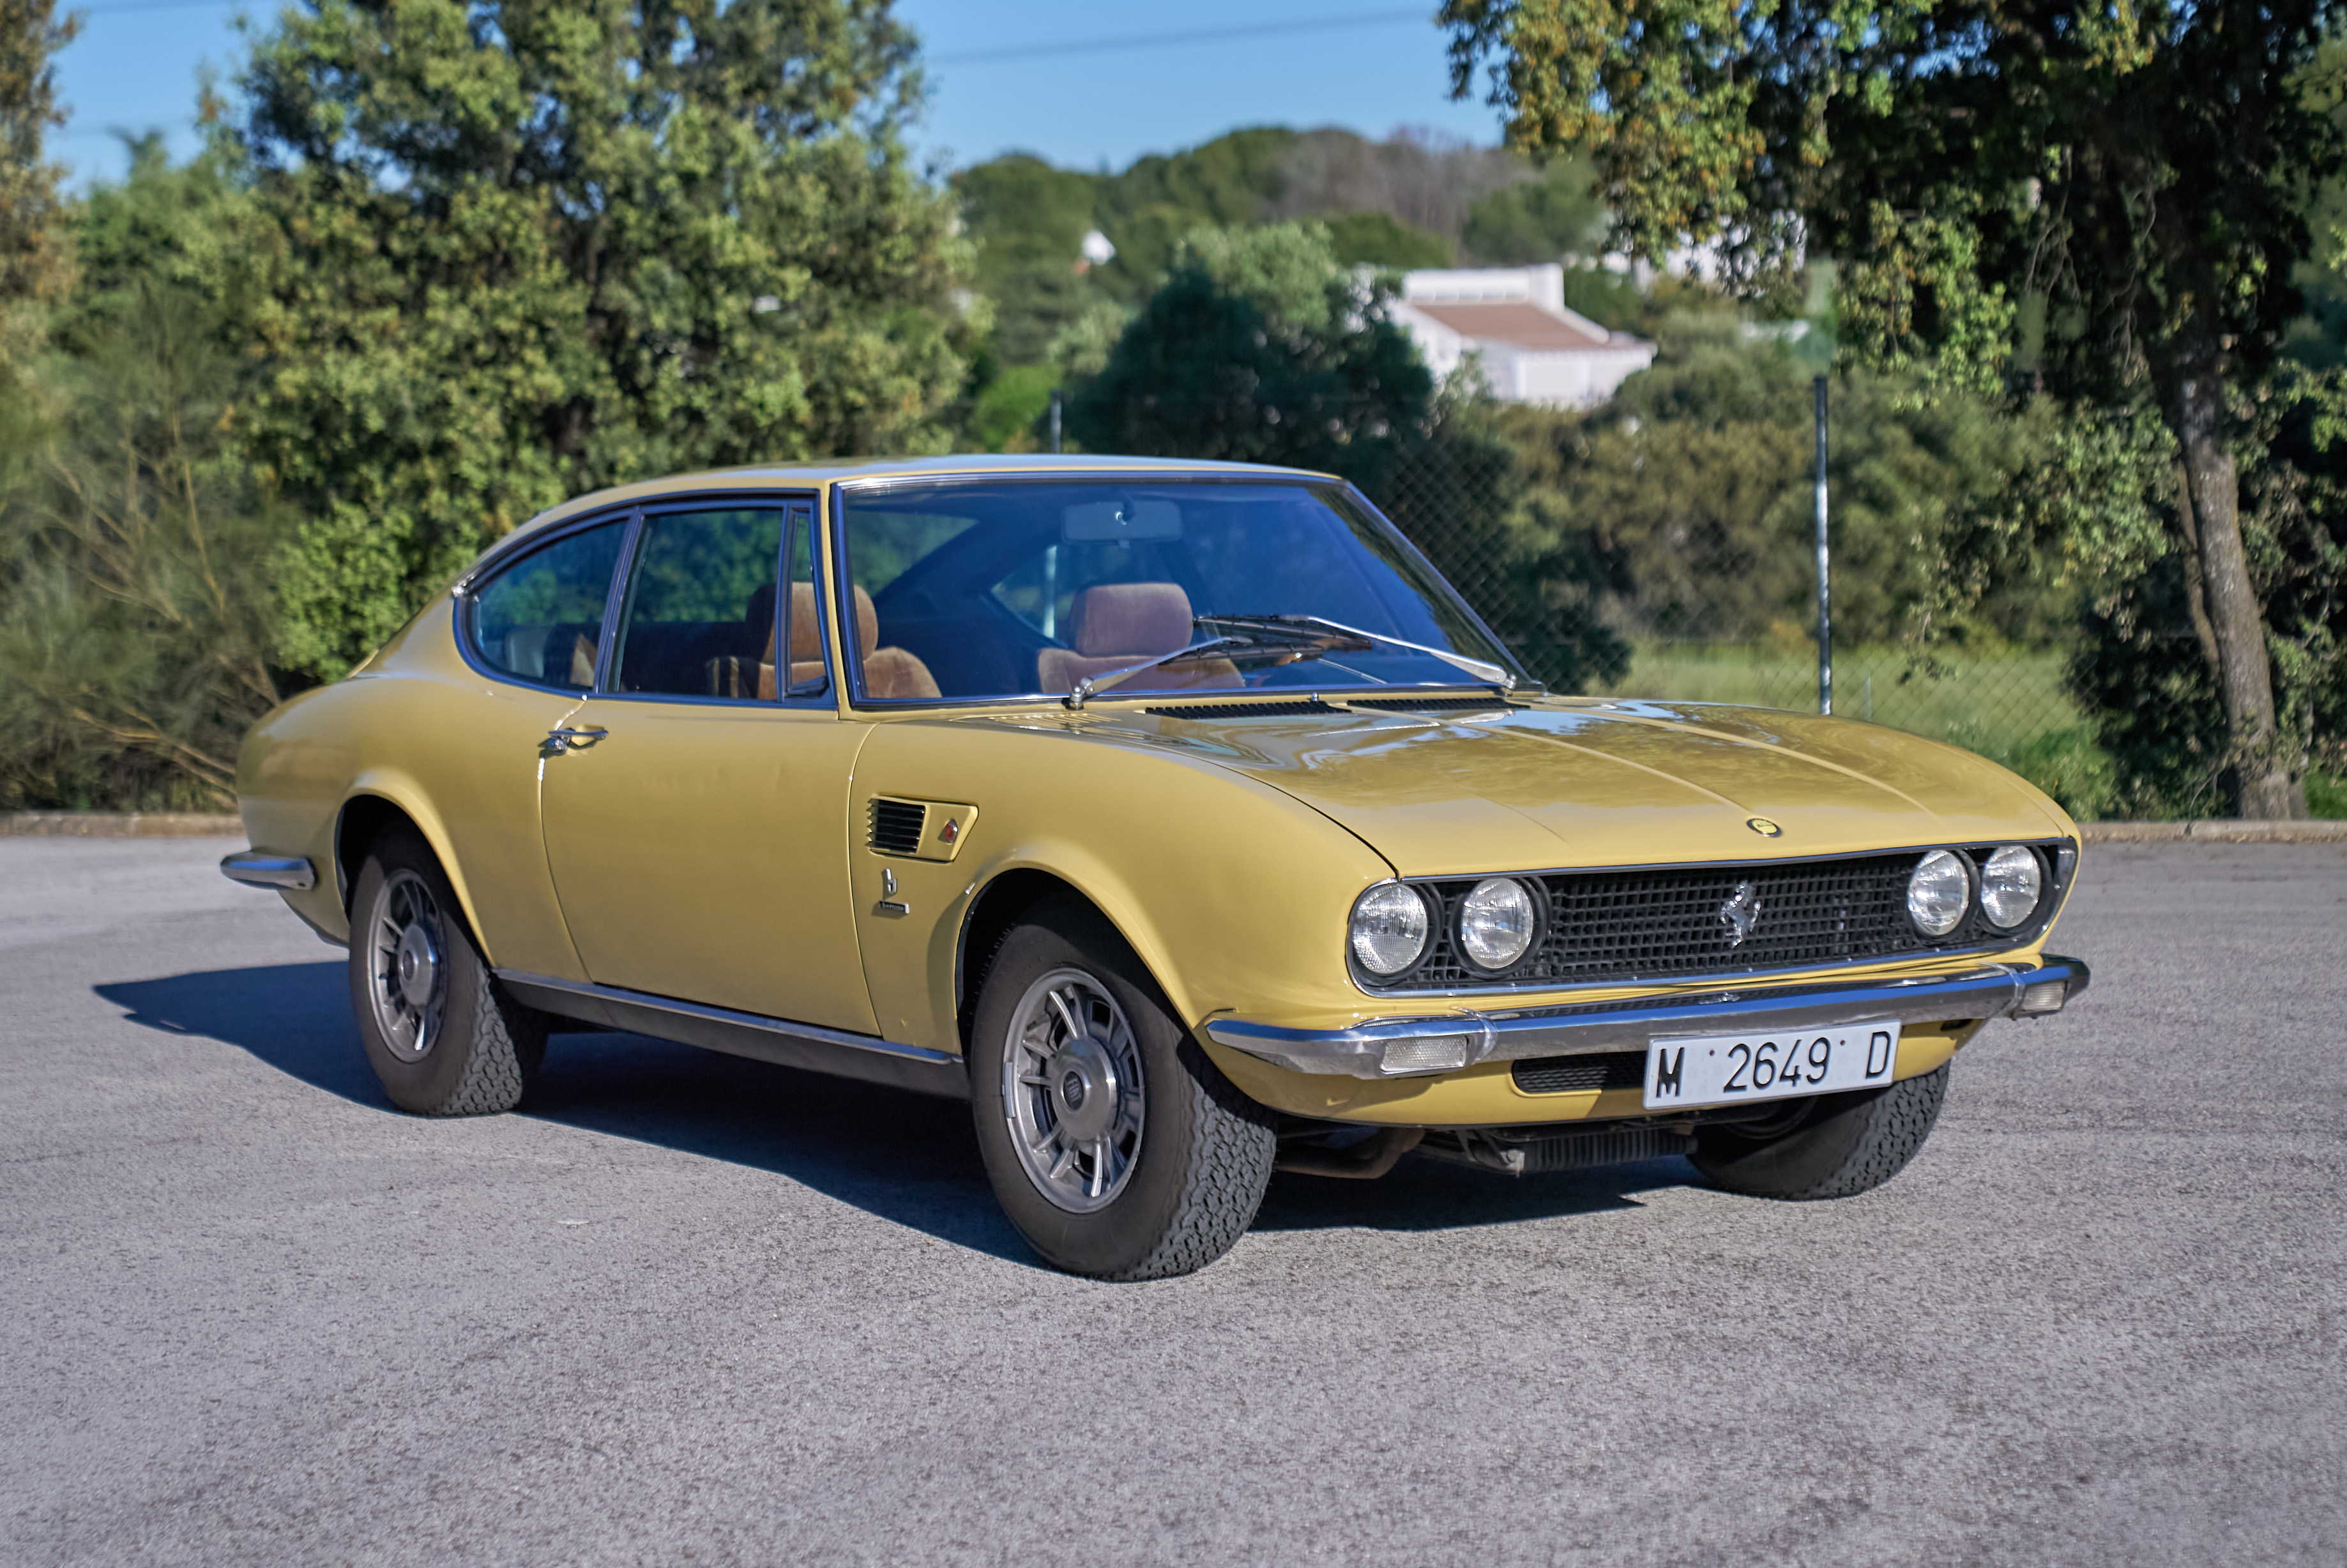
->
left=348, top=828, right=545, bottom=1116
left=969, top=899, right=1275, bottom=1279
left=1690, top=1065, right=1948, bottom=1199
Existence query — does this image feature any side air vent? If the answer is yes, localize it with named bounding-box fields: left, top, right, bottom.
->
left=1144, top=699, right=1344, bottom=720
left=868, top=797, right=928, bottom=856
left=1347, top=695, right=1524, bottom=713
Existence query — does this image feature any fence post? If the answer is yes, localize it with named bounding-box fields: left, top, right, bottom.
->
left=1049, top=388, right=1063, bottom=455
left=1814, top=374, right=1832, bottom=716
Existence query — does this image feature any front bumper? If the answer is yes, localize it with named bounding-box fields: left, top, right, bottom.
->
left=1206, top=955, right=2090, bottom=1079
left=219, top=850, right=317, bottom=890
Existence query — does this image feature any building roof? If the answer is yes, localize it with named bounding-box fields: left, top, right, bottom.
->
left=1404, top=301, right=1620, bottom=352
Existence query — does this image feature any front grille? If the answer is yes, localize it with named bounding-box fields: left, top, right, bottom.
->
left=867, top=797, right=927, bottom=855
left=1367, top=842, right=2070, bottom=993
left=1512, top=1051, right=1646, bottom=1095
left=1146, top=699, right=1343, bottom=720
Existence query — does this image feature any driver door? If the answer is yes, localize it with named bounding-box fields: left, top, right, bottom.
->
left=537, top=500, right=876, bottom=1035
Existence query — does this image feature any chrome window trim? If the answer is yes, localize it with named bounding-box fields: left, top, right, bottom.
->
left=454, top=492, right=830, bottom=707
left=1348, top=837, right=2080, bottom=1000
left=449, top=506, right=639, bottom=699
left=826, top=472, right=1528, bottom=712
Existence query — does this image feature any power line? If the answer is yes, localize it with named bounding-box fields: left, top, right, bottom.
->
left=73, top=1, right=1440, bottom=56
left=931, top=8, right=1432, bottom=68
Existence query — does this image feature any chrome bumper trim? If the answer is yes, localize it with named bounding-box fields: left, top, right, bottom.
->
left=1205, top=956, right=2092, bottom=1079
left=220, top=851, right=317, bottom=891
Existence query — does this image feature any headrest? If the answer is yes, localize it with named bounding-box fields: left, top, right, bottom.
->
left=1070, top=582, right=1194, bottom=658
left=770, top=582, right=879, bottom=662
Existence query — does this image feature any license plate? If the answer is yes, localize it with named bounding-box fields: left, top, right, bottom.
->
left=1643, top=1021, right=1901, bottom=1111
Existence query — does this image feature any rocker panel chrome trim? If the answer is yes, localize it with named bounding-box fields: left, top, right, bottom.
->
left=496, top=970, right=970, bottom=1100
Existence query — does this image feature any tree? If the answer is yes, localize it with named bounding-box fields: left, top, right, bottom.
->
left=1444, top=0, right=2342, bottom=815
left=0, top=0, right=77, bottom=375
left=1, top=143, right=284, bottom=810
left=225, top=0, right=973, bottom=679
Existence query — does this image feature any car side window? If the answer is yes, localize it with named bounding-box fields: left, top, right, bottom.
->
left=467, top=520, right=628, bottom=690
left=611, top=508, right=786, bottom=699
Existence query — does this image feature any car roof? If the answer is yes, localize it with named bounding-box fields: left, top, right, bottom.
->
left=500, top=454, right=1342, bottom=552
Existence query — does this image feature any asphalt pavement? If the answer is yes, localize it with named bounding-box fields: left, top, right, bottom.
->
left=3, top=834, right=2343, bottom=1565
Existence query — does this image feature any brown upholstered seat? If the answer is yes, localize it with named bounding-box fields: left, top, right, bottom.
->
left=1037, top=582, right=1240, bottom=696
left=706, top=582, right=940, bottom=701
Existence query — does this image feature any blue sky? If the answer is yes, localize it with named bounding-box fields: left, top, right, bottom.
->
left=51, top=1, right=1508, bottom=189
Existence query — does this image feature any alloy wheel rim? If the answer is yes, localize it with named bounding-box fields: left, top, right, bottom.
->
left=369, top=869, right=448, bottom=1063
left=1001, top=968, right=1145, bottom=1213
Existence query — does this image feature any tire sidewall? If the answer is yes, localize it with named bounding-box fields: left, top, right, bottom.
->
left=968, top=910, right=1226, bottom=1277
left=347, top=830, right=503, bottom=1114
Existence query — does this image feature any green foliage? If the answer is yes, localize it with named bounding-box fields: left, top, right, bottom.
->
left=227, top=0, right=973, bottom=680
left=1508, top=315, right=2041, bottom=648
left=0, top=279, right=282, bottom=809
left=967, top=363, right=1057, bottom=453
left=1063, top=223, right=1433, bottom=490
left=0, top=0, right=77, bottom=370
left=1321, top=211, right=1452, bottom=270
left=1460, top=157, right=1604, bottom=264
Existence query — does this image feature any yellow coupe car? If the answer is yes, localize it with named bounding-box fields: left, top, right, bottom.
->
left=224, top=456, right=2089, bottom=1279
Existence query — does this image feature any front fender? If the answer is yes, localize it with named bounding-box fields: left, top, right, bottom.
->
left=846, top=718, right=1396, bottom=1053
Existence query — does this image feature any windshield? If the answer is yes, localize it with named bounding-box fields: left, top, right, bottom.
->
left=835, top=478, right=1519, bottom=704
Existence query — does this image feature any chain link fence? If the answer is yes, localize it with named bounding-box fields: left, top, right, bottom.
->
left=1366, top=446, right=2103, bottom=809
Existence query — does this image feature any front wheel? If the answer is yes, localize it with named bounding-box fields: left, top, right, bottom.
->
left=968, top=899, right=1275, bottom=1279
left=1690, top=1065, right=1948, bottom=1199
left=348, top=828, right=545, bottom=1116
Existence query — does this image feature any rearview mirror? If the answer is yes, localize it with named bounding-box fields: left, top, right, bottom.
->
left=1063, top=496, right=1182, bottom=541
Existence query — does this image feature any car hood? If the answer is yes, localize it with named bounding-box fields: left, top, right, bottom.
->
left=1072, top=697, right=2070, bottom=876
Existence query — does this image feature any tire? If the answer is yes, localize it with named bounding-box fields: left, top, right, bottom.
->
left=968, top=898, right=1276, bottom=1280
left=347, top=827, right=545, bottom=1116
left=1690, top=1065, right=1948, bottom=1200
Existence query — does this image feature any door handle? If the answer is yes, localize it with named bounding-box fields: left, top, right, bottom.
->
left=544, top=726, right=607, bottom=754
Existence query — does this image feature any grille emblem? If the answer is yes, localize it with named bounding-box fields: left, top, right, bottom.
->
left=1746, top=816, right=1782, bottom=837
left=1717, top=880, right=1763, bottom=947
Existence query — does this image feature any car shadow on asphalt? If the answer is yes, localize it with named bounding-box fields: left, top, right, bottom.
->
left=95, top=961, right=1696, bottom=1263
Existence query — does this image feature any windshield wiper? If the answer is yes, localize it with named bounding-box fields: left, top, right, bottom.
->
left=1193, top=613, right=1520, bottom=692
left=1063, top=635, right=1323, bottom=710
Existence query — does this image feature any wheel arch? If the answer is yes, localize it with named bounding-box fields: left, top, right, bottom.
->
left=954, top=867, right=1181, bottom=1052
left=334, top=777, right=495, bottom=961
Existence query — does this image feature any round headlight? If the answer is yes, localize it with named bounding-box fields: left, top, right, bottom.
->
left=1979, top=844, right=2043, bottom=929
left=1906, top=850, right=1970, bottom=937
left=1349, top=883, right=1431, bottom=977
left=1457, top=877, right=1537, bottom=971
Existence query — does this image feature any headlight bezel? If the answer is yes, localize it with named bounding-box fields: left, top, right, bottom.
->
left=1454, top=876, right=1542, bottom=974
left=1347, top=881, right=1432, bottom=978
left=1905, top=848, right=1972, bottom=937
left=1977, top=843, right=2046, bottom=929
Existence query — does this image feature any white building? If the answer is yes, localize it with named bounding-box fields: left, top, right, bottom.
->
left=1390, top=264, right=1656, bottom=409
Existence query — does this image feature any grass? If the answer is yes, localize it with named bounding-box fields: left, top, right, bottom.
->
left=1601, top=643, right=2087, bottom=747
left=1598, top=642, right=2115, bottom=818
left=1593, top=642, right=2346, bottom=821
